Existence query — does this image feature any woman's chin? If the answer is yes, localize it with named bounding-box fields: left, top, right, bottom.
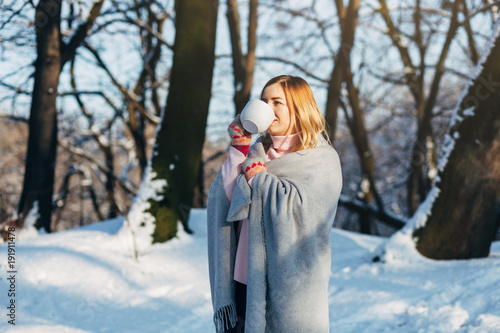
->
left=268, top=128, right=292, bottom=136
left=267, top=129, right=281, bottom=136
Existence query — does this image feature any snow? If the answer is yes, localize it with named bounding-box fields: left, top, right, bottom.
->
left=125, top=165, right=167, bottom=255
left=437, top=17, right=500, bottom=175
left=373, top=185, right=441, bottom=264
left=2, top=209, right=500, bottom=332
left=14, top=201, right=46, bottom=241
left=462, top=107, right=475, bottom=117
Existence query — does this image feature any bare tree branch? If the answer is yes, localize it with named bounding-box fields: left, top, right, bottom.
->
left=0, top=0, right=32, bottom=31
left=59, top=139, right=137, bottom=196
left=338, top=194, right=406, bottom=229
left=256, top=56, right=329, bottom=83
left=377, top=0, right=420, bottom=102
left=462, top=1, right=480, bottom=64
left=84, top=43, right=160, bottom=124
left=0, top=80, right=30, bottom=95
left=108, top=0, right=174, bottom=50
left=61, top=0, right=105, bottom=66
left=464, top=0, right=500, bottom=21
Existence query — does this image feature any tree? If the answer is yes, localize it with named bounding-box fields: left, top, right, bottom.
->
left=323, top=0, right=403, bottom=234
left=227, top=0, right=258, bottom=114
left=148, top=0, right=219, bottom=242
left=376, top=0, right=470, bottom=215
left=325, top=0, right=360, bottom=142
left=17, top=0, right=104, bottom=231
left=414, top=18, right=500, bottom=259
left=1, top=1, right=174, bottom=230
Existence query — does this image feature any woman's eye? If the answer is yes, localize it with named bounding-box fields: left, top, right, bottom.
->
left=274, top=101, right=282, bottom=105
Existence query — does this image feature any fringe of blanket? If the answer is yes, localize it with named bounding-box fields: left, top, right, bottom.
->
left=213, top=303, right=237, bottom=332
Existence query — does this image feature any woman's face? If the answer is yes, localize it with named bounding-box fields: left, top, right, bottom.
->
left=261, top=83, right=295, bottom=136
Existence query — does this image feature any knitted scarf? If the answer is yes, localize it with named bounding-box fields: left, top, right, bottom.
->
left=207, top=136, right=342, bottom=333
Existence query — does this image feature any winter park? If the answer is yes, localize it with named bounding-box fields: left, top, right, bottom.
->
left=1, top=0, right=500, bottom=332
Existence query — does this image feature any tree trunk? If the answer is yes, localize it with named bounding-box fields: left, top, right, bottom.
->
left=227, top=0, right=258, bottom=114
left=18, top=0, right=104, bottom=231
left=148, top=0, right=218, bottom=243
left=407, top=0, right=461, bottom=215
left=325, top=0, right=361, bottom=142
left=104, top=141, right=119, bottom=218
left=344, top=66, right=382, bottom=234
left=328, top=0, right=384, bottom=234
left=414, top=19, right=500, bottom=259
left=18, top=0, right=63, bottom=232
left=129, top=6, right=165, bottom=176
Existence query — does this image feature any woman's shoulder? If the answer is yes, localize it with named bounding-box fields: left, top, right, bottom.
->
left=306, top=138, right=342, bottom=174
left=309, top=136, right=340, bottom=158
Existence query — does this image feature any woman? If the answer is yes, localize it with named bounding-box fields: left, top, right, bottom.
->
left=207, top=75, right=342, bottom=333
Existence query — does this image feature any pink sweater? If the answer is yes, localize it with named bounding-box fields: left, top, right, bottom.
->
left=221, top=133, right=299, bottom=284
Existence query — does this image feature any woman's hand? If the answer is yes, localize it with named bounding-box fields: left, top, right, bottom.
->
left=228, top=114, right=252, bottom=146
left=228, top=114, right=251, bottom=155
left=242, top=155, right=266, bottom=180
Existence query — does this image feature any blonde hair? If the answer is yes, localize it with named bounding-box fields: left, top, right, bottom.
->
left=260, top=75, right=329, bottom=152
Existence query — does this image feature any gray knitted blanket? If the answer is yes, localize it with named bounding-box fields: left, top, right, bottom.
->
left=207, top=137, right=342, bottom=333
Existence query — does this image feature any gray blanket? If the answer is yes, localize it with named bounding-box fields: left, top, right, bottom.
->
left=207, top=137, right=342, bottom=332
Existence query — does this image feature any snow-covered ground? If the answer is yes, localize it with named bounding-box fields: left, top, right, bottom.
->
left=1, top=209, right=500, bottom=332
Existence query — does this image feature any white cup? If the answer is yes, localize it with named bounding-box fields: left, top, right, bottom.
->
left=240, top=99, right=275, bottom=134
